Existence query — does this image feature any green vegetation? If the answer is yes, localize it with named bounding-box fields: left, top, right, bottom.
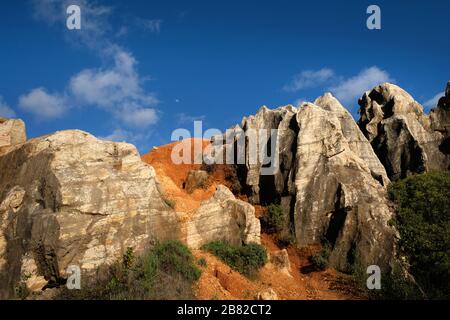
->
left=261, top=203, right=296, bottom=247
left=225, top=165, right=242, bottom=194
left=202, top=241, right=267, bottom=277
left=197, top=257, right=207, bottom=268
left=310, top=242, right=331, bottom=271
left=388, top=172, right=450, bottom=299
left=14, top=273, right=31, bottom=300
left=57, top=240, right=201, bottom=300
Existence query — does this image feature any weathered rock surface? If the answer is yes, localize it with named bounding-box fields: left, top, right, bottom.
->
left=315, top=93, right=389, bottom=186
left=0, top=130, right=260, bottom=298
left=184, top=170, right=209, bottom=194
left=240, top=106, right=298, bottom=205
left=256, top=288, right=278, bottom=300
left=184, top=185, right=260, bottom=249
left=429, top=81, right=450, bottom=168
left=0, top=118, right=26, bottom=156
left=211, top=94, right=397, bottom=272
left=269, top=249, right=291, bottom=274
left=294, top=103, right=396, bottom=271
left=0, top=130, right=180, bottom=298
left=358, top=83, right=448, bottom=180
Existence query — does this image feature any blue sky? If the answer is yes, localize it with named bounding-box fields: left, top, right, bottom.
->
left=0, top=0, right=449, bottom=153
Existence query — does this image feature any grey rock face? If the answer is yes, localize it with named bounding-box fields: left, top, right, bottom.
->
left=294, top=103, right=396, bottom=271
left=429, top=81, right=450, bottom=168
left=358, top=83, right=448, bottom=180
left=0, top=118, right=26, bottom=156
left=0, top=130, right=180, bottom=298
left=184, top=185, right=261, bottom=249
left=0, top=130, right=260, bottom=298
left=213, top=94, right=397, bottom=272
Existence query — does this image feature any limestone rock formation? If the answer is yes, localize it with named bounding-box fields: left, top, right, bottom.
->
left=210, top=95, right=397, bottom=272
left=0, top=129, right=261, bottom=298
left=184, top=185, right=260, bottom=249
left=0, top=130, right=180, bottom=298
left=0, top=118, right=26, bottom=156
left=429, top=81, right=450, bottom=168
left=294, top=103, right=396, bottom=271
left=358, top=83, right=447, bottom=180
left=236, top=105, right=299, bottom=205
left=314, top=93, right=389, bottom=186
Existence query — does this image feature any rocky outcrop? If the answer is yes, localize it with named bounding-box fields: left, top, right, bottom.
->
left=210, top=94, right=397, bottom=272
left=239, top=105, right=299, bottom=205
left=429, top=81, right=450, bottom=168
left=0, top=118, right=26, bottom=156
left=0, top=130, right=181, bottom=298
left=294, top=102, right=396, bottom=271
left=0, top=129, right=261, bottom=298
left=314, top=93, right=390, bottom=186
left=184, top=185, right=260, bottom=249
left=358, top=83, right=448, bottom=180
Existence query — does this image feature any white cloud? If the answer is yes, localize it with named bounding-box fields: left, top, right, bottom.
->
left=28, top=0, right=161, bottom=132
left=329, top=66, right=393, bottom=104
left=175, top=113, right=206, bottom=125
left=423, top=91, right=444, bottom=109
left=294, top=98, right=309, bottom=106
left=283, top=68, right=335, bottom=92
left=0, top=97, right=16, bottom=118
left=18, top=88, right=68, bottom=119
left=32, top=0, right=113, bottom=50
left=122, top=107, right=158, bottom=127
left=100, top=128, right=133, bottom=142
left=69, top=48, right=159, bottom=127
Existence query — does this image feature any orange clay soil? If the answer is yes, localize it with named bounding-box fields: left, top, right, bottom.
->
left=142, top=138, right=234, bottom=213
left=142, top=139, right=367, bottom=300
left=193, top=233, right=367, bottom=300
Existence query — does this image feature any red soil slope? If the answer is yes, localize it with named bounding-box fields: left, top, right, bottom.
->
left=142, top=139, right=367, bottom=300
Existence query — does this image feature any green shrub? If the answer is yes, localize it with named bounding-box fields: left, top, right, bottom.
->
left=261, top=204, right=296, bottom=247
left=262, top=204, right=285, bottom=233
left=310, top=242, right=331, bottom=271
left=55, top=240, right=201, bottom=300
left=388, top=172, right=450, bottom=299
left=197, top=258, right=207, bottom=268
left=225, top=165, right=242, bottom=194
left=202, top=241, right=267, bottom=277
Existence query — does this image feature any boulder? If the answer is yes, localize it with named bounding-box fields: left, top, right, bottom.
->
left=256, top=288, right=278, bottom=300
left=0, top=118, right=26, bottom=156
left=358, top=83, right=447, bottom=180
left=184, top=185, right=261, bottom=249
left=0, top=130, right=181, bottom=298
left=269, top=249, right=291, bottom=273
